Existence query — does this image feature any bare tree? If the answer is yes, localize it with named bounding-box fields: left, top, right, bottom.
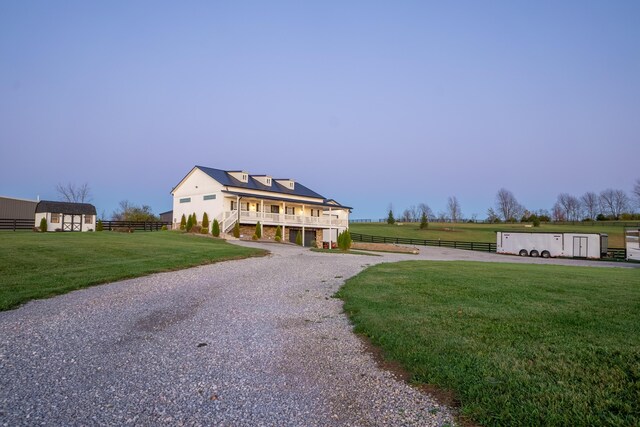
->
left=408, top=205, right=421, bottom=222
left=552, top=202, right=565, bottom=222
left=580, top=192, right=599, bottom=220
left=495, top=188, right=523, bottom=221
left=599, top=189, right=629, bottom=219
left=486, top=207, right=500, bottom=223
left=112, top=200, right=158, bottom=221
left=56, top=182, right=92, bottom=203
left=401, top=208, right=412, bottom=222
left=418, top=203, right=434, bottom=221
left=556, top=193, right=582, bottom=221
left=447, top=196, right=462, bottom=222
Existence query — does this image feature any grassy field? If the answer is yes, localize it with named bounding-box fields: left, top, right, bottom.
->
left=0, top=231, right=266, bottom=311
left=350, top=222, right=627, bottom=247
left=337, top=261, right=640, bottom=427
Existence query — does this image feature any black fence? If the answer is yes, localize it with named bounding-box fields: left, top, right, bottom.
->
left=99, top=220, right=169, bottom=231
left=0, top=218, right=35, bottom=230
left=350, top=232, right=496, bottom=252
left=350, top=232, right=629, bottom=261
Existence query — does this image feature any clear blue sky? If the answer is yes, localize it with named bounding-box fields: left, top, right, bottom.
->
left=1, top=1, right=638, bottom=219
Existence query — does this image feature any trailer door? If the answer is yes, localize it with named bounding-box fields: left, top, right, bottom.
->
left=573, top=236, right=588, bottom=258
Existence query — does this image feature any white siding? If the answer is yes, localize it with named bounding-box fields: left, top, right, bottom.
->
left=172, top=168, right=224, bottom=228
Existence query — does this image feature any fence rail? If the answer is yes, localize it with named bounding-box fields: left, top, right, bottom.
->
left=0, top=218, right=35, bottom=230
left=99, top=220, right=169, bottom=231
left=350, top=232, right=628, bottom=261
left=350, top=232, right=497, bottom=252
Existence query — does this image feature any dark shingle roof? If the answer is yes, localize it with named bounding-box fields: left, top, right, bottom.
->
left=35, top=201, right=96, bottom=215
left=195, top=166, right=326, bottom=199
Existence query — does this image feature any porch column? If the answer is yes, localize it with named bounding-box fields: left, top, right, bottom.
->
left=329, top=207, right=332, bottom=250
left=236, top=195, right=240, bottom=224
left=302, top=226, right=305, bottom=246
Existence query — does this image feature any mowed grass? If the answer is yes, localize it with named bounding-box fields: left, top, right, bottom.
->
left=337, top=261, right=640, bottom=426
left=350, top=222, right=626, bottom=247
left=0, top=231, right=266, bottom=311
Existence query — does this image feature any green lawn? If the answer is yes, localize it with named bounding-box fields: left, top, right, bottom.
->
left=0, top=231, right=266, bottom=311
left=350, top=222, right=626, bottom=247
left=337, top=261, right=640, bottom=427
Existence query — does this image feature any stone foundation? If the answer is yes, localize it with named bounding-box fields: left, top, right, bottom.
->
left=237, top=223, right=322, bottom=247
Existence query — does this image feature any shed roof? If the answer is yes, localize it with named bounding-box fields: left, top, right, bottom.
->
left=35, top=200, right=97, bottom=215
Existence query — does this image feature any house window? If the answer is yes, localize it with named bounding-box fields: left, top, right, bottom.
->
left=242, top=174, right=247, bottom=181
left=286, top=207, right=295, bottom=215
left=242, top=202, right=249, bottom=211
left=84, top=215, right=93, bottom=224
left=51, top=213, right=60, bottom=223
left=180, top=197, right=191, bottom=203
left=231, top=201, right=236, bottom=211
left=266, top=178, right=271, bottom=185
left=270, top=205, right=280, bottom=214
left=311, top=209, right=320, bottom=217
left=203, top=194, right=216, bottom=201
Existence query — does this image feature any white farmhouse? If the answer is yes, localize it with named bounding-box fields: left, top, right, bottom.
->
left=171, top=166, right=351, bottom=247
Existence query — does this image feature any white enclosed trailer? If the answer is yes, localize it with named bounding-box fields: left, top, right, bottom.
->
left=626, top=229, right=640, bottom=262
left=496, top=232, right=607, bottom=259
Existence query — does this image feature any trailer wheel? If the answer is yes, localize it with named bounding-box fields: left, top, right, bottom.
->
left=541, top=251, right=551, bottom=258
left=530, top=250, right=540, bottom=257
left=519, top=249, right=528, bottom=257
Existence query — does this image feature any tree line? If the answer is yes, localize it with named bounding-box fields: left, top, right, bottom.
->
left=388, top=179, right=640, bottom=224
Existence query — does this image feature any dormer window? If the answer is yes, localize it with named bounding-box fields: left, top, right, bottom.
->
left=228, top=171, right=249, bottom=183
left=253, top=175, right=273, bottom=187
left=275, top=179, right=295, bottom=190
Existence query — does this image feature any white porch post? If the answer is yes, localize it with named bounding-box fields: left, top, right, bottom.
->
left=329, top=207, right=332, bottom=250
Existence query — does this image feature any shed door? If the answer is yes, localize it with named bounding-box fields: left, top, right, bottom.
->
left=62, top=214, right=82, bottom=232
left=573, top=237, right=588, bottom=258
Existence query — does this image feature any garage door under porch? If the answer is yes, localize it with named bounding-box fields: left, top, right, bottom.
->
left=288, top=228, right=321, bottom=247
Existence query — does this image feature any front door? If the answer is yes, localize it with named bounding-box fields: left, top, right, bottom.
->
left=573, top=237, right=588, bottom=257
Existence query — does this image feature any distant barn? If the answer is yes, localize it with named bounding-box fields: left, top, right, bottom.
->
left=0, top=196, right=38, bottom=219
left=35, top=200, right=97, bottom=232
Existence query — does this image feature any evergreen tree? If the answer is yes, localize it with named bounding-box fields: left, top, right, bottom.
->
left=180, top=214, right=187, bottom=230
left=96, top=219, right=103, bottom=232
left=255, top=221, right=262, bottom=238
left=39, top=217, right=47, bottom=232
left=186, top=214, right=193, bottom=232
left=387, top=210, right=395, bottom=224
left=338, top=229, right=352, bottom=251
left=202, top=212, right=209, bottom=229
left=419, top=212, right=428, bottom=229
left=212, top=219, right=220, bottom=237
left=295, top=230, right=302, bottom=246
left=233, top=222, right=240, bottom=238
left=192, top=212, right=197, bottom=225
left=275, top=225, right=282, bottom=240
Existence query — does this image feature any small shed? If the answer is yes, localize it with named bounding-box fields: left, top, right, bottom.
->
left=35, top=201, right=97, bottom=232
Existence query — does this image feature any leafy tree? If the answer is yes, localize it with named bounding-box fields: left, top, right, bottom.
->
left=202, top=212, right=209, bottom=230
left=387, top=209, right=395, bottom=224
left=419, top=212, right=428, bottom=229
left=211, top=219, right=220, bottom=237
left=39, top=217, right=47, bottom=232
left=112, top=200, right=159, bottom=221
left=180, top=214, right=187, bottom=230
left=56, top=182, right=92, bottom=203
left=255, top=221, right=262, bottom=238
left=233, top=222, right=240, bottom=238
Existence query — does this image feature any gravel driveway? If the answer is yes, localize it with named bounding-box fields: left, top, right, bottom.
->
left=0, top=242, right=634, bottom=426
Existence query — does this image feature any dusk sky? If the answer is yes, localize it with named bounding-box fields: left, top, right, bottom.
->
left=1, top=1, right=638, bottom=220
